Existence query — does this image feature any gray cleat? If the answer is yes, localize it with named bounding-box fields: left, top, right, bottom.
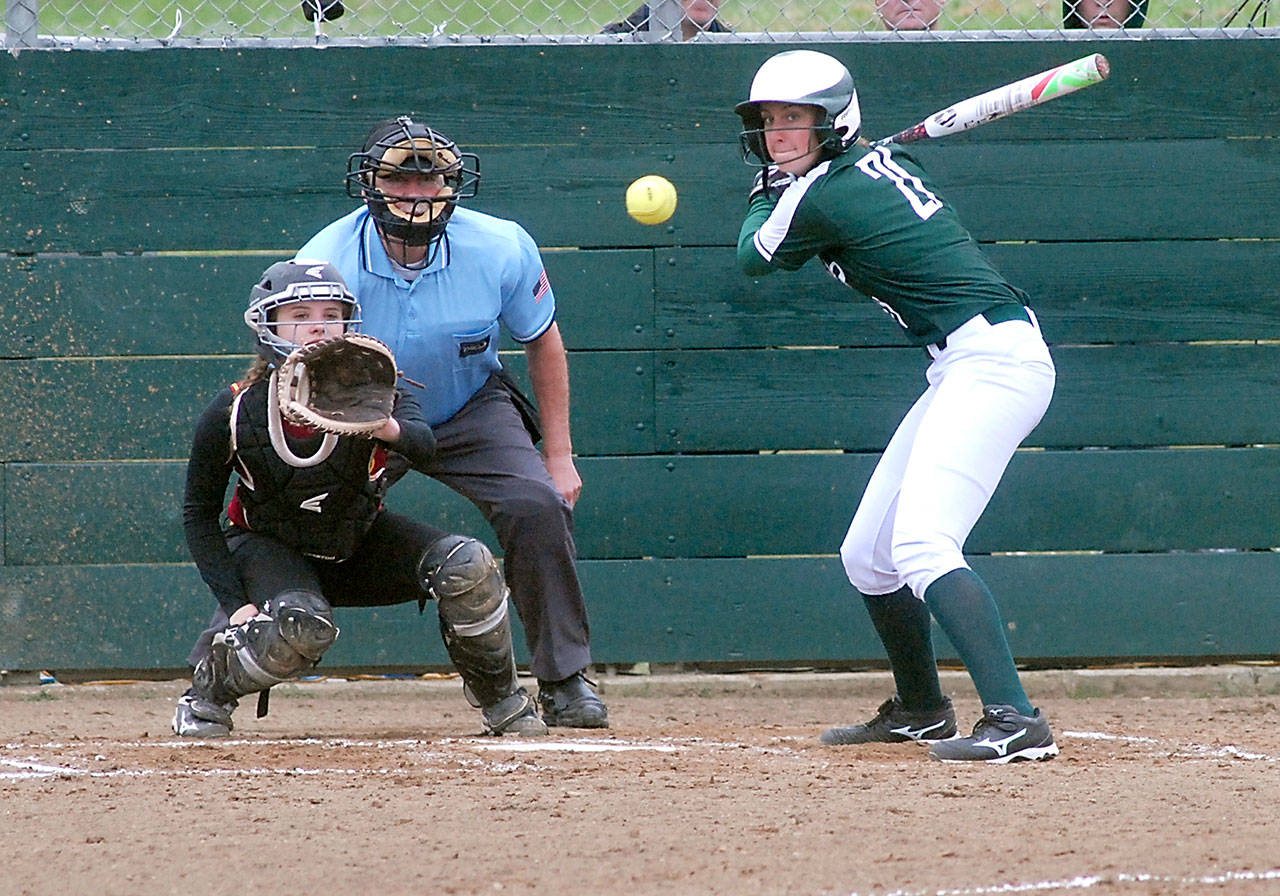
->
left=172, top=694, right=237, bottom=738
left=929, top=704, right=1058, bottom=763
left=820, top=695, right=957, bottom=745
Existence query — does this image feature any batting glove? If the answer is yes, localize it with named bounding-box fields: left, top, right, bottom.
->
left=749, top=166, right=797, bottom=203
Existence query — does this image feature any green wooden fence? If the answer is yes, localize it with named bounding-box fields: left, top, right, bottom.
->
left=2, top=38, right=1278, bottom=674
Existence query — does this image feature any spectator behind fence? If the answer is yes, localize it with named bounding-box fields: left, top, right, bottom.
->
left=878, top=0, right=1145, bottom=31
left=602, top=0, right=731, bottom=38
left=1063, top=0, right=1147, bottom=27
left=876, top=0, right=943, bottom=29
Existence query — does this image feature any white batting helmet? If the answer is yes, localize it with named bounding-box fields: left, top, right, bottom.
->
left=735, top=50, right=861, bottom=164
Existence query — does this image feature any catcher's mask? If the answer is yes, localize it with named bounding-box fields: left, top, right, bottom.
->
left=735, top=50, right=860, bottom=167
left=346, top=115, right=481, bottom=264
left=245, top=259, right=362, bottom=364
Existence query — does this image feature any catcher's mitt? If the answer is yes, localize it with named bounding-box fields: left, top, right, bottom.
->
left=276, top=333, right=397, bottom=437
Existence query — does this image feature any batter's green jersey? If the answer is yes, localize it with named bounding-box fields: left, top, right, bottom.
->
left=737, top=142, right=1029, bottom=347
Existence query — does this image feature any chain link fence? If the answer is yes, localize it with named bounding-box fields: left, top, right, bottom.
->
left=3, top=0, right=1276, bottom=48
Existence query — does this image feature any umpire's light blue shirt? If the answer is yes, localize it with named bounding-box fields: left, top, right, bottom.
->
left=297, top=205, right=556, bottom=426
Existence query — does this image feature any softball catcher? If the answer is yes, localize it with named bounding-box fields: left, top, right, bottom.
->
left=173, top=259, right=545, bottom=738
left=735, top=50, right=1059, bottom=763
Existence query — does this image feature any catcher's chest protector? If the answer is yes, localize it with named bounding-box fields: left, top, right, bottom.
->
left=230, top=382, right=387, bottom=561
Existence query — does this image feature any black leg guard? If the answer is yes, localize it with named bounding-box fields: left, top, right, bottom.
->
left=480, top=690, right=544, bottom=736
left=191, top=590, right=339, bottom=707
left=419, top=536, right=524, bottom=711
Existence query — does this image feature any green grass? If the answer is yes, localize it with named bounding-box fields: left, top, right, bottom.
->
left=43, top=0, right=1255, bottom=41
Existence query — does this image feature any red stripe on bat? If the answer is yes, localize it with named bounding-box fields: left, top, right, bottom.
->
left=1030, top=70, right=1058, bottom=102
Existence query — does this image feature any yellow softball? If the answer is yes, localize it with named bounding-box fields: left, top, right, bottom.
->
left=625, top=175, right=678, bottom=225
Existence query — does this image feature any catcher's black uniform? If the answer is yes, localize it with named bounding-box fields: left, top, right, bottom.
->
left=176, top=373, right=546, bottom=738
left=183, top=378, right=442, bottom=649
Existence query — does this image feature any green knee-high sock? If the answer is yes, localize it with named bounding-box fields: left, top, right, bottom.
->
left=860, top=587, right=945, bottom=711
left=922, top=568, right=1033, bottom=715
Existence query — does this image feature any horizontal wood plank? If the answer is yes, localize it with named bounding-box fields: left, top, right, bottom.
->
left=0, top=250, right=654, bottom=357
left=922, top=136, right=1280, bottom=244
left=0, top=41, right=1273, bottom=150
left=4, top=551, right=1279, bottom=671
left=4, top=343, right=1277, bottom=461
left=657, top=343, right=1280, bottom=452
left=657, top=240, right=1280, bottom=349
left=202, top=442, right=1280, bottom=556
left=5, top=137, right=1277, bottom=253
left=0, top=351, right=652, bottom=461
left=9, top=447, right=1279, bottom=565
left=6, top=240, right=1278, bottom=359
left=0, top=254, right=267, bottom=357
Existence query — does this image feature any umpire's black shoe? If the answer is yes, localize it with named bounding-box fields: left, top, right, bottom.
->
left=820, top=696, right=957, bottom=745
left=929, top=704, right=1059, bottom=763
left=537, top=671, right=609, bottom=729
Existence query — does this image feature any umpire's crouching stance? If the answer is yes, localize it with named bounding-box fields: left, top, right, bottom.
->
left=173, top=259, right=546, bottom=738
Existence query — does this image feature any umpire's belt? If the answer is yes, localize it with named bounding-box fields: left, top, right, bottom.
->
left=930, top=304, right=1031, bottom=354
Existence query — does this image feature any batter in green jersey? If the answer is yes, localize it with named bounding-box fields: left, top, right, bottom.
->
left=741, top=140, right=1031, bottom=347
left=736, top=49, right=1059, bottom=764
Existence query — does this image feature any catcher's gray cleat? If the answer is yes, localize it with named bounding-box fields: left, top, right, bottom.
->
left=483, top=689, right=548, bottom=737
left=820, top=695, right=957, bottom=745
left=172, top=694, right=237, bottom=738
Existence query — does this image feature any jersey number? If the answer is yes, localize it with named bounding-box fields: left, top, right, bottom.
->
left=855, top=148, right=943, bottom=221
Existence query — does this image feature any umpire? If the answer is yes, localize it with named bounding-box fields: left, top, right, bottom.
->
left=297, top=115, right=608, bottom=728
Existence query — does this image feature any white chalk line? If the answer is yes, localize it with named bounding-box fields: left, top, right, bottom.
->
left=845, top=867, right=1280, bottom=896
left=1063, top=730, right=1280, bottom=762
left=0, top=757, right=412, bottom=780
left=3, top=734, right=695, bottom=750
left=4, top=729, right=1277, bottom=782
left=0, top=735, right=708, bottom=780
left=2, top=732, right=792, bottom=758
left=468, top=741, right=677, bottom=753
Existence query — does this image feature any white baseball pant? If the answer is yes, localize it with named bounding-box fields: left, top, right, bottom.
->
left=841, top=309, right=1055, bottom=599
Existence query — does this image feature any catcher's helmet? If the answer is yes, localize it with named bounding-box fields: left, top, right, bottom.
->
left=245, top=259, right=362, bottom=363
left=735, top=50, right=860, bottom=166
left=345, top=115, right=481, bottom=255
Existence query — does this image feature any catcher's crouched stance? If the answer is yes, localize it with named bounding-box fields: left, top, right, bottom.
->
left=174, top=259, right=546, bottom=738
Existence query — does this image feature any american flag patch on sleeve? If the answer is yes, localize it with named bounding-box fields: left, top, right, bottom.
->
left=533, top=269, right=551, bottom=303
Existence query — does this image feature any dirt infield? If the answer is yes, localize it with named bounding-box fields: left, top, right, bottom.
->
left=3, top=668, right=1280, bottom=896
